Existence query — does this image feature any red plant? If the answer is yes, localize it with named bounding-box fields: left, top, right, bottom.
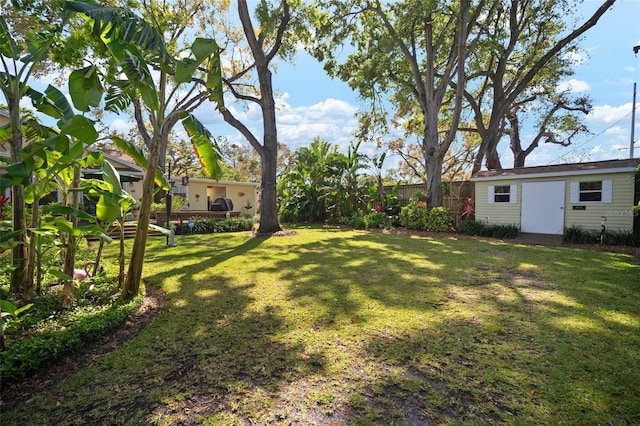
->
left=0, top=194, right=8, bottom=220
left=461, top=197, right=474, bottom=218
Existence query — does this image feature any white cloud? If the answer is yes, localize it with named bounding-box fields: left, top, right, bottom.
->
left=276, top=98, right=358, bottom=150
left=586, top=103, right=633, bottom=124
left=556, top=79, right=590, bottom=93
left=563, top=49, right=588, bottom=66
left=109, top=118, right=134, bottom=134
left=206, top=95, right=360, bottom=153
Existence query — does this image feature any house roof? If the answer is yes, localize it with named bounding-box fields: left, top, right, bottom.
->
left=471, top=158, right=640, bottom=181
left=102, top=150, right=144, bottom=172
left=187, top=177, right=260, bottom=187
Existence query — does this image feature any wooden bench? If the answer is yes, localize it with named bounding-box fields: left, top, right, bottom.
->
left=155, top=210, right=241, bottom=224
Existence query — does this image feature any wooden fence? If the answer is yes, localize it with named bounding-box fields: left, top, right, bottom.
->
left=384, top=181, right=475, bottom=220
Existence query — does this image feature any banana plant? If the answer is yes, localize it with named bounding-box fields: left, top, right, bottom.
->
left=85, top=160, right=170, bottom=288
left=0, top=79, right=106, bottom=300
left=0, top=10, right=72, bottom=297
left=23, top=83, right=100, bottom=283
left=66, top=1, right=226, bottom=299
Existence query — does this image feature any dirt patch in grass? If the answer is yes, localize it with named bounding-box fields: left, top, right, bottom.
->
left=250, top=229, right=299, bottom=237
left=0, top=284, right=167, bottom=412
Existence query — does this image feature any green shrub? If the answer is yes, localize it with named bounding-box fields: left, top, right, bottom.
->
left=564, top=225, right=640, bottom=247
left=346, top=212, right=366, bottom=229
left=426, top=207, right=451, bottom=232
left=490, top=224, right=521, bottom=239
left=0, top=284, right=144, bottom=383
left=363, top=211, right=389, bottom=229
left=173, top=217, right=254, bottom=235
left=399, top=204, right=451, bottom=232
left=605, top=230, right=640, bottom=246
left=564, top=225, right=596, bottom=244
left=399, top=203, right=429, bottom=230
left=458, top=221, right=519, bottom=239
left=411, top=191, right=426, bottom=203
left=458, top=219, right=486, bottom=236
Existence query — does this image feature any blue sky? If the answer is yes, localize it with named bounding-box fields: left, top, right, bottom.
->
left=192, top=0, right=640, bottom=172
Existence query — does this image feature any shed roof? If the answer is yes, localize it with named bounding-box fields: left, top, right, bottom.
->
left=471, top=158, right=639, bottom=181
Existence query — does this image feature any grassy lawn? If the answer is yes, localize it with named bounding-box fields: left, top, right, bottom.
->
left=2, top=226, right=639, bottom=425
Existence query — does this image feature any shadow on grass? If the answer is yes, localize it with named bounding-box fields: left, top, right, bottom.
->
left=264, top=229, right=640, bottom=424
left=2, top=228, right=638, bottom=424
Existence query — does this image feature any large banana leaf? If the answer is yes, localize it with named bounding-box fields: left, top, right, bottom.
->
left=114, top=48, right=159, bottom=112
left=59, top=115, right=98, bottom=144
left=66, top=2, right=167, bottom=60
left=174, top=37, right=224, bottom=106
left=100, top=159, right=124, bottom=197
left=205, top=46, right=224, bottom=107
left=0, top=229, right=25, bottom=249
left=0, top=16, right=20, bottom=59
left=175, top=38, right=220, bottom=83
left=178, top=111, right=223, bottom=179
left=0, top=123, right=8, bottom=141
left=96, top=192, right=121, bottom=223
left=42, top=204, right=96, bottom=222
left=111, top=136, right=170, bottom=190
left=66, top=1, right=165, bottom=111
left=69, top=65, right=103, bottom=112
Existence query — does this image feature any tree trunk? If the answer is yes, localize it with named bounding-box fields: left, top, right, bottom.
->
left=258, top=114, right=282, bottom=234
left=118, top=218, right=125, bottom=288
left=424, top=146, right=444, bottom=208
left=485, top=146, right=503, bottom=170
left=9, top=105, right=29, bottom=298
left=0, top=312, right=4, bottom=351
left=423, top=97, right=443, bottom=208
left=122, top=139, right=160, bottom=299
left=256, top=62, right=282, bottom=233
left=26, top=198, right=39, bottom=295
left=513, top=151, right=526, bottom=168
left=63, top=166, right=82, bottom=277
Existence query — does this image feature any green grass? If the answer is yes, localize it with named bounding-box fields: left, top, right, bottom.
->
left=2, top=226, right=639, bottom=425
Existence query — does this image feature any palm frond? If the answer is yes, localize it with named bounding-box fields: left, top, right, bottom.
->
left=104, top=80, right=136, bottom=113
left=66, top=1, right=169, bottom=63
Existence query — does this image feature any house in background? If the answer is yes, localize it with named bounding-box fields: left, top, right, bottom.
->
left=471, top=159, right=640, bottom=235
left=85, top=150, right=260, bottom=217
left=0, top=109, right=8, bottom=126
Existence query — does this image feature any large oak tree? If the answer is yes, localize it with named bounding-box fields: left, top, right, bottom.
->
left=466, top=0, right=616, bottom=172
left=309, top=0, right=487, bottom=207
left=217, top=0, right=307, bottom=233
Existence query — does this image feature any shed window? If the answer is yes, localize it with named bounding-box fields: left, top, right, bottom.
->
left=570, top=180, right=612, bottom=203
left=578, top=181, right=602, bottom=201
left=488, top=184, right=517, bottom=204
left=494, top=185, right=511, bottom=202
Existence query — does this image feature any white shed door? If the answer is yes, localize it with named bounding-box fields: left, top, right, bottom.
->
left=521, top=181, right=565, bottom=235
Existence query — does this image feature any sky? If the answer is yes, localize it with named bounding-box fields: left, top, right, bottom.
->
left=6, top=0, right=640, bottom=175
